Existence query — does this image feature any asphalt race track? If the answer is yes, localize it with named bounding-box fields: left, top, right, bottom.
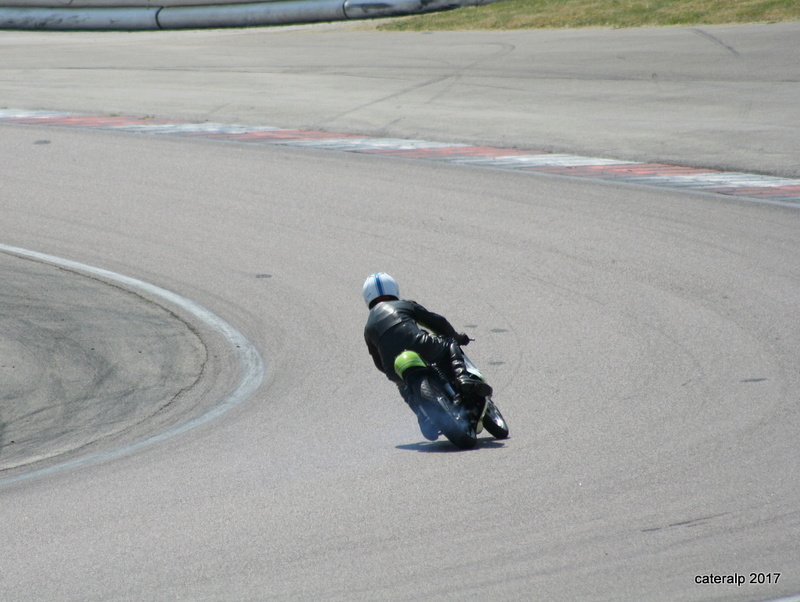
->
left=1, top=22, right=799, bottom=601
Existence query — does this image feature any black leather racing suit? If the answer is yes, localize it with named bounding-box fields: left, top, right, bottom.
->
left=364, top=299, right=463, bottom=384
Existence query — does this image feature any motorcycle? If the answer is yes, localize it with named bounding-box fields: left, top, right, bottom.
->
left=393, top=343, right=509, bottom=449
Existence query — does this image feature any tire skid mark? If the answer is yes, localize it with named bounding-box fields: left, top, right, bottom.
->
left=0, top=243, right=264, bottom=488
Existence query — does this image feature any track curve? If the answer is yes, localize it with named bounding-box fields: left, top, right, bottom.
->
left=0, top=248, right=206, bottom=476
left=0, top=243, right=264, bottom=488
left=0, top=23, right=798, bottom=601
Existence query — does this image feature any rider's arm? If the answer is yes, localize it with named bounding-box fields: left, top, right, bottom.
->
left=410, top=301, right=461, bottom=339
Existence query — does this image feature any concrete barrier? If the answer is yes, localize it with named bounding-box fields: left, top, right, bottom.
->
left=1, top=0, right=239, bottom=6
left=344, top=0, right=464, bottom=19
left=158, top=0, right=345, bottom=29
left=0, top=0, right=501, bottom=30
left=0, top=5, right=158, bottom=29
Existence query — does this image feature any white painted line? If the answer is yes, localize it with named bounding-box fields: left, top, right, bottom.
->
left=620, top=172, right=800, bottom=188
left=279, top=137, right=466, bottom=150
left=106, top=123, right=279, bottom=134
left=0, top=109, right=78, bottom=119
left=448, top=154, right=639, bottom=167
left=671, top=173, right=800, bottom=188
left=0, top=243, right=265, bottom=488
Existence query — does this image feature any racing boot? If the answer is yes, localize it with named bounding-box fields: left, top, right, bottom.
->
left=449, top=342, right=492, bottom=399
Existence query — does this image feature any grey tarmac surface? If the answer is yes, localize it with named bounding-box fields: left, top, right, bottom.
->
left=1, top=23, right=799, bottom=602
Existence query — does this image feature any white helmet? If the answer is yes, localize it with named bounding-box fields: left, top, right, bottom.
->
left=362, top=273, right=400, bottom=307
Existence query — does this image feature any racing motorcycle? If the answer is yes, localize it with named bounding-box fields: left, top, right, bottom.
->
left=393, top=343, right=509, bottom=449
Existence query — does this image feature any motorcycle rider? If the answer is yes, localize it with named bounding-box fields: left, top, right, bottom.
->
left=362, top=272, right=492, bottom=440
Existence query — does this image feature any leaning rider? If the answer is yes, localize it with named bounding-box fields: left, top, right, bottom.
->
left=362, top=272, right=492, bottom=440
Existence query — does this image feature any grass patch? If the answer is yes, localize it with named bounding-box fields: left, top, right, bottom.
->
left=377, top=0, right=800, bottom=31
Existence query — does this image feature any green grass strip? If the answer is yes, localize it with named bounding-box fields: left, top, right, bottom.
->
left=378, top=0, right=800, bottom=31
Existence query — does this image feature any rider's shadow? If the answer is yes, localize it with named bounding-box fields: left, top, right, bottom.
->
left=396, top=438, right=507, bottom=452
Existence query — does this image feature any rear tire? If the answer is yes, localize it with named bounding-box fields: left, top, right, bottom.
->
left=419, top=376, right=477, bottom=449
left=482, top=399, right=509, bottom=439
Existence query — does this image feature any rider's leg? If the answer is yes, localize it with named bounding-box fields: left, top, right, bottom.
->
left=447, top=341, right=493, bottom=398
left=412, top=333, right=493, bottom=399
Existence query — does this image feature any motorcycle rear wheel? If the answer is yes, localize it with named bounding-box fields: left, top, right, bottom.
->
left=419, top=376, right=477, bottom=450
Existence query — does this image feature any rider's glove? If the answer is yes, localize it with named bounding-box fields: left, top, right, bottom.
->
left=455, top=332, right=471, bottom=346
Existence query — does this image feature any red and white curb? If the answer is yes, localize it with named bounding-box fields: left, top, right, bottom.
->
left=3, top=109, right=798, bottom=205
